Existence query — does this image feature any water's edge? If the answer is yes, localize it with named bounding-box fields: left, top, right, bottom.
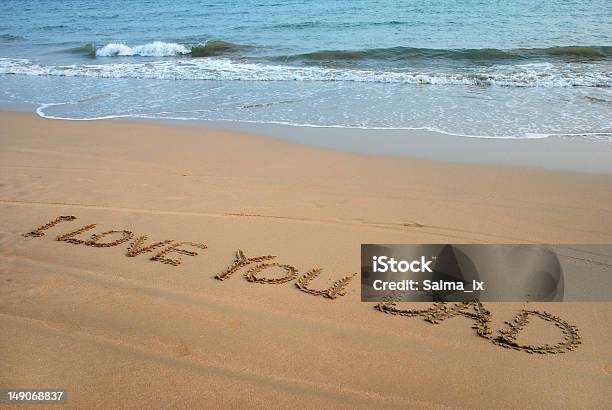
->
left=3, top=104, right=611, bottom=174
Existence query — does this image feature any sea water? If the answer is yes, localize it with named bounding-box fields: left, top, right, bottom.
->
left=1, top=0, right=611, bottom=139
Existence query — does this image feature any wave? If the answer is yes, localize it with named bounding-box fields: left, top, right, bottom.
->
left=271, top=45, right=612, bottom=63
left=96, top=41, right=190, bottom=57
left=0, top=34, right=25, bottom=41
left=544, top=46, right=611, bottom=58
left=1, top=57, right=610, bottom=87
left=63, top=41, right=612, bottom=66
left=584, top=95, right=612, bottom=104
left=64, top=43, right=96, bottom=57
left=266, top=21, right=319, bottom=30
left=93, top=40, right=252, bottom=57
left=265, top=20, right=413, bottom=31
left=190, top=40, right=254, bottom=57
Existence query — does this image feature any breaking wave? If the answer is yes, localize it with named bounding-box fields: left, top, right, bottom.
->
left=65, top=43, right=97, bottom=57
left=1, top=56, right=611, bottom=87
left=91, top=40, right=252, bottom=57
left=65, top=41, right=612, bottom=65
left=96, top=41, right=190, bottom=57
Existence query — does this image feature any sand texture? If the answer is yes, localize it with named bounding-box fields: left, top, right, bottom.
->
left=1, top=112, right=611, bottom=408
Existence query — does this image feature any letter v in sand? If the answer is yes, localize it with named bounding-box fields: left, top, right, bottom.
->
left=127, top=235, right=174, bottom=257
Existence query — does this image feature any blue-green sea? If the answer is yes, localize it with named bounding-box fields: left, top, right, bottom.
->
left=1, top=0, right=611, bottom=139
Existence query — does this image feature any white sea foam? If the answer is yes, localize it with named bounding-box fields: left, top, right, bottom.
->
left=1, top=57, right=610, bottom=88
left=96, top=41, right=190, bottom=57
left=32, top=104, right=612, bottom=142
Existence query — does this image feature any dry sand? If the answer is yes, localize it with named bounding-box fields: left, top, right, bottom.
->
left=0, top=112, right=611, bottom=408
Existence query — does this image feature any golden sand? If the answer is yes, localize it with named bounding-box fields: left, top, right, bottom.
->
left=1, top=112, right=611, bottom=408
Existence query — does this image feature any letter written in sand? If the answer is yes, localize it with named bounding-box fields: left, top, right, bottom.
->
left=85, top=230, right=134, bottom=247
left=375, top=302, right=581, bottom=354
left=215, top=249, right=276, bottom=280
left=127, top=235, right=174, bottom=257
left=296, top=268, right=357, bottom=299
left=492, top=309, right=582, bottom=354
left=151, top=242, right=208, bottom=266
left=56, top=224, right=97, bottom=244
left=245, top=263, right=298, bottom=284
left=23, top=215, right=77, bottom=238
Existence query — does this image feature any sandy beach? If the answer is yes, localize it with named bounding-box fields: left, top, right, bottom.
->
left=1, top=111, right=611, bottom=408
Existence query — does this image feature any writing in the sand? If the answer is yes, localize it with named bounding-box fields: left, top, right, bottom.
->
left=22, top=215, right=357, bottom=299
left=23, top=216, right=582, bottom=355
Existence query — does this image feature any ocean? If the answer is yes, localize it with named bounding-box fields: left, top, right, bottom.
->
left=1, top=0, right=611, bottom=139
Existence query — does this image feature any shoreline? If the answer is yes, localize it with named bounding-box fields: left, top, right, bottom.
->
left=1, top=111, right=611, bottom=408
left=3, top=105, right=612, bottom=173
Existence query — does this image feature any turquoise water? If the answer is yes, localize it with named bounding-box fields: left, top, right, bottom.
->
left=1, top=0, right=611, bottom=139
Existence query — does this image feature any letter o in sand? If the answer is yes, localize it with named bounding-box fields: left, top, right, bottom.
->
left=85, top=230, right=134, bottom=247
left=245, top=263, right=298, bottom=284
